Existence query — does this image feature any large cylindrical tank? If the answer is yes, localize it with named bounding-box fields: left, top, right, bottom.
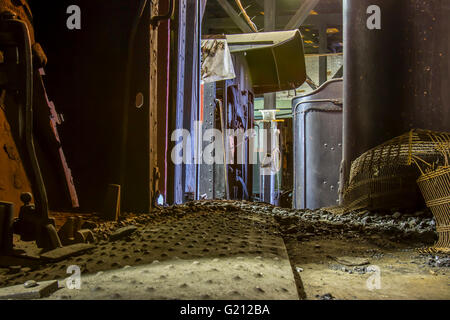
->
left=292, top=79, right=343, bottom=209
left=343, top=0, right=450, bottom=191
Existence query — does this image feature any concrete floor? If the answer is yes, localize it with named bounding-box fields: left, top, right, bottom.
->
left=286, top=238, right=449, bottom=300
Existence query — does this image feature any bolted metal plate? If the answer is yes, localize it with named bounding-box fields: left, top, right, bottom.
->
left=199, top=82, right=216, bottom=200
left=292, top=79, right=343, bottom=210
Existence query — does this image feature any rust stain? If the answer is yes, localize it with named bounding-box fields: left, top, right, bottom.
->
left=0, top=107, right=32, bottom=217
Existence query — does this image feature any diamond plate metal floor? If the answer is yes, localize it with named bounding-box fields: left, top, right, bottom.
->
left=29, top=207, right=298, bottom=299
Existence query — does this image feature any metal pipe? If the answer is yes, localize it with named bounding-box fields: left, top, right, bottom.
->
left=234, top=0, right=258, bottom=32
left=151, top=0, right=175, bottom=25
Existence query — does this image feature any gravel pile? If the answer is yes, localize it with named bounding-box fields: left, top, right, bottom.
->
left=329, top=264, right=372, bottom=275
left=74, top=199, right=438, bottom=250
left=427, top=256, right=450, bottom=268
left=220, top=202, right=436, bottom=234
left=192, top=200, right=438, bottom=244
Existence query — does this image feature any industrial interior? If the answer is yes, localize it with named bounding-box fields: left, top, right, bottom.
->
left=0, top=0, right=449, bottom=300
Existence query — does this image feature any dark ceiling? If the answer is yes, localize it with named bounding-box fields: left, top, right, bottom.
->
left=203, top=0, right=343, bottom=54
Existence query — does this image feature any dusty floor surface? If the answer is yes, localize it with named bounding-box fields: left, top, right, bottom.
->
left=285, top=238, right=449, bottom=300
left=274, top=205, right=449, bottom=300
left=0, top=200, right=449, bottom=300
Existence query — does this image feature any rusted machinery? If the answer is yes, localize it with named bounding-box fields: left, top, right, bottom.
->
left=0, top=0, right=177, bottom=250
left=0, top=6, right=77, bottom=249
left=1, top=2, right=308, bottom=225
left=199, top=54, right=255, bottom=201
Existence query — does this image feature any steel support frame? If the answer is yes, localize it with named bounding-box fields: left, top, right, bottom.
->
left=199, top=82, right=216, bottom=200
left=168, top=0, right=187, bottom=205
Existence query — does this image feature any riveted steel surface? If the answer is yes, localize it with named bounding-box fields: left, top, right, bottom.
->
left=292, top=79, right=343, bottom=209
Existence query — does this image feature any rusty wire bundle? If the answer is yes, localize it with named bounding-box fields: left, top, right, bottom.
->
left=341, top=129, right=450, bottom=253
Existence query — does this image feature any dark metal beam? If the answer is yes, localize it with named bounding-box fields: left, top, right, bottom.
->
left=184, top=0, right=200, bottom=201
left=254, top=0, right=265, bottom=9
left=201, top=0, right=208, bottom=17
left=216, top=0, right=253, bottom=33
left=305, top=75, right=318, bottom=90
left=264, top=0, right=276, bottom=31
left=170, top=0, right=187, bottom=204
left=284, top=0, right=321, bottom=30
left=205, top=14, right=342, bottom=31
